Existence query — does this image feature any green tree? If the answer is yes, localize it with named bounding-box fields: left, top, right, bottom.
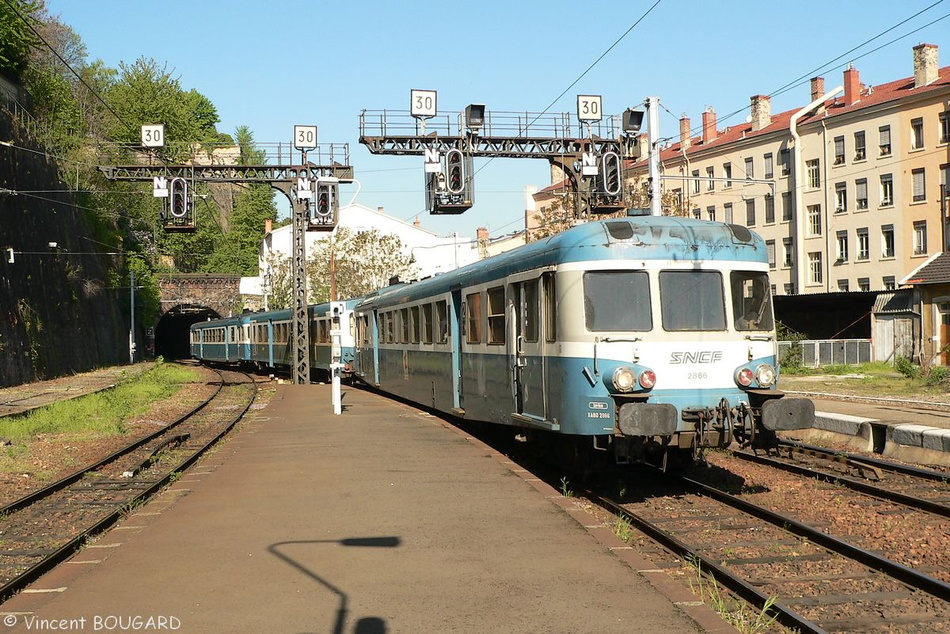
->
left=308, top=228, right=417, bottom=302
left=0, top=0, right=40, bottom=81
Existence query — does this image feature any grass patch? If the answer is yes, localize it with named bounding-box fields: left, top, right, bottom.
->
left=0, top=361, right=200, bottom=443
left=780, top=360, right=949, bottom=398
left=686, top=556, right=779, bottom=634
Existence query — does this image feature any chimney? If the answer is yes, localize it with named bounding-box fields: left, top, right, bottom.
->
left=810, top=77, right=825, bottom=102
left=679, top=115, right=691, bottom=150
left=413, top=216, right=421, bottom=227
left=377, top=206, right=385, bottom=214
left=264, top=218, right=273, bottom=234
left=844, top=64, right=860, bottom=105
left=750, top=95, right=771, bottom=132
left=702, top=107, right=717, bottom=144
left=477, top=227, right=489, bottom=242
left=913, top=43, right=939, bottom=88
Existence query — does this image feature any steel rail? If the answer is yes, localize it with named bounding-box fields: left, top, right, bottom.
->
left=0, top=372, right=257, bottom=604
left=732, top=449, right=950, bottom=518
left=779, top=439, right=950, bottom=482
left=678, top=474, right=950, bottom=602
left=589, top=492, right=826, bottom=634
left=0, top=368, right=224, bottom=516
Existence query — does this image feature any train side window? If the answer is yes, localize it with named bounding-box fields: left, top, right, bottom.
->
left=466, top=292, right=483, bottom=344
left=731, top=272, right=774, bottom=331
left=583, top=271, right=652, bottom=331
left=400, top=308, right=410, bottom=343
left=660, top=270, right=726, bottom=331
left=543, top=273, right=557, bottom=342
left=435, top=300, right=448, bottom=344
left=410, top=306, right=421, bottom=343
left=421, top=303, right=434, bottom=344
left=487, top=286, right=506, bottom=344
left=524, top=279, right=540, bottom=343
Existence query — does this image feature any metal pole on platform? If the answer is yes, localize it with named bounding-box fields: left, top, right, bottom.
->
left=129, top=269, right=136, bottom=365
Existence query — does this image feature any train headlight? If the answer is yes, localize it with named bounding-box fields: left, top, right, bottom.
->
left=612, top=367, right=637, bottom=393
left=736, top=367, right=754, bottom=387
left=755, top=364, right=776, bottom=387
left=638, top=369, right=656, bottom=389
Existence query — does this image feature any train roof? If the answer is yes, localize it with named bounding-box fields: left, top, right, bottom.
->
left=359, top=217, right=767, bottom=308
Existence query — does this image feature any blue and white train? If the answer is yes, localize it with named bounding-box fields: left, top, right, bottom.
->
left=189, top=299, right=360, bottom=380
left=351, top=217, right=813, bottom=464
left=191, top=216, right=814, bottom=466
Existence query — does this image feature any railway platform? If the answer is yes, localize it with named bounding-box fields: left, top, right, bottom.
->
left=0, top=382, right=727, bottom=634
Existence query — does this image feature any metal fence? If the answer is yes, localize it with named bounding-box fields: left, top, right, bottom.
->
left=778, top=339, right=873, bottom=368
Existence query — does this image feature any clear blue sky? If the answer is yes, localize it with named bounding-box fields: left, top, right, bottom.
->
left=47, top=0, right=950, bottom=239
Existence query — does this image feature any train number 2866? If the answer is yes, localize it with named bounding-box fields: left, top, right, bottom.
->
left=687, top=372, right=708, bottom=380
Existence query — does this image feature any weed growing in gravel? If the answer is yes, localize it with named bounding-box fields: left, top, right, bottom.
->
left=559, top=476, right=573, bottom=497
left=613, top=516, right=634, bottom=542
left=686, top=555, right=780, bottom=634
left=0, top=361, right=199, bottom=443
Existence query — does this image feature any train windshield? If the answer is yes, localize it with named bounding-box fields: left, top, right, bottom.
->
left=583, top=271, right=652, bottom=331
left=660, top=271, right=726, bottom=331
left=730, top=271, right=774, bottom=331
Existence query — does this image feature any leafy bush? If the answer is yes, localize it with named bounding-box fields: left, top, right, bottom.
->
left=894, top=356, right=920, bottom=379
left=924, top=364, right=949, bottom=387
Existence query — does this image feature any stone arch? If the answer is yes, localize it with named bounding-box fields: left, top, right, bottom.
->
left=154, top=274, right=243, bottom=359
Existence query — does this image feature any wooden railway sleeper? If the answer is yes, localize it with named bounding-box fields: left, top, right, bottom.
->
left=122, top=433, right=191, bottom=478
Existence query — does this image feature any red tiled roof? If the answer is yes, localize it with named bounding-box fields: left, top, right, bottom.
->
left=633, top=64, right=950, bottom=166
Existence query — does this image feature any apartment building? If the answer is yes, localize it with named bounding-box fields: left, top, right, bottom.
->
left=629, top=43, right=950, bottom=298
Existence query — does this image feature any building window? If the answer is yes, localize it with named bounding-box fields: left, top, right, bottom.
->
left=779, top=148, right=790, bottom=175
left=883, top=276, right=896, bottom=291
left=724, top=202, right=733, bottom=224
left=764, top=195, right=775, bottom=224
left=834, top=136, right=845, bottom=165
left=691, top=170, right=700, bottom=194
left=879, top=125, right=891, bottom=156
left=706, top=205, right=716, bottom=221
left=854, top=130, right=866, bottom=160
left=764, top=153, right=773, bottom=179
left=912, top=168, right=926, bottom=202
left=783, top=238, right=793, bottom=267
left=808, top=252, right=823, bottom=285
left=911, top=117, right=924, bottom=150
left=723, top=162, right=732, bottom=188
left=855, top=178, right=868, bottom=210
left=781, top=191, right=792, bottom=222
left=857, top=228, right=869, bottom=260
left=692, top=208, right=701, bottom=219
left=766, top=240, right=776, bottom=269
left=835, top=182, right=847, bottom=213
left=784, top=283, right=795, bottom=295
left=806, top=159, right=820, bottom=188
left=858, top=277, right=870, bottom=292
left=808, top=204, right=821, bottom=236
left=745, top=199, right=755, bottom=226
left=836, top=231, right=848, bottom=262
left=940, top=112, right=950, bottom=145
left=880, top=174, right=893, bottom=207
left=881, top=224, right=895, bottom=259
left=914, top=220, right=928, bottom=255
left=744, top=157, right=754, bottom=180
left=706, top=166, right=715, bottom=191
left=838, top=279, right=849, bottom=292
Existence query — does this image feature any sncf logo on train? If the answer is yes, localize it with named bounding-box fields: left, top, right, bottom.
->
left=669, top=351, right=724, bottom=364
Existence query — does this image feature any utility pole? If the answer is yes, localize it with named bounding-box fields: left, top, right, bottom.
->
left=129, top=269, right=136, bottom=365
left=646, top=97, right=662, bottom=217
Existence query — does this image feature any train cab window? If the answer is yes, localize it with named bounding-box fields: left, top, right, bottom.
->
left=660, top=271, right=726, bottom=331
left=435, top=300, right=448, bottom=344
left=524, top=279, right=540, bottom=343
left=584, top=271, right=652, bottom=331
left=421, top=303, right=434, bottom=344
left=410, top=306, right=421, bottom=343
left=487, top=286, right=506, bottom=344
left=466, top=292, right=483, bottom=344
left=543, top=273, right=557, bottom=342
left=731, top=272, right=774, bottom=331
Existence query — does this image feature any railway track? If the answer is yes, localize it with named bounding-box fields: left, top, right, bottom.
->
left=588, top=469, right=950, bottom=633
left=0, top=368, right=257, bottom=603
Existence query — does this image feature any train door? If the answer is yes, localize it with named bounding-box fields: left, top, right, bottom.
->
left=940, top=302, right=950, bottom=366
left=510, top=276, right=546, bottom=420
left=451, top=288, right=464, bottom=412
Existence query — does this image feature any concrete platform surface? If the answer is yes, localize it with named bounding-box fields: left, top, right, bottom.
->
left=0, top=384, right=716, bottom=634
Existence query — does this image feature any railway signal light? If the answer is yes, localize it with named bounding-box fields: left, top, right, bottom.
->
left=170, top=178, right=188, bottom=218
left=600, top=151, right=623, bottom=197
left=464, top=104, right=485, bottom=131
left=310, top=177, right=340, bottom=231
left=445, top=149, right=465, bottom=195
left=163, top=177, right=196, bottom=232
